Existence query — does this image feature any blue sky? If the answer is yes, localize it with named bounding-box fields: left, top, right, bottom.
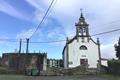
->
left=0, top=0, right=120, bottom=59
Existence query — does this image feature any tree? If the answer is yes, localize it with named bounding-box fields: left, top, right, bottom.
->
left=0, top=57, right=1, bottom=66
left=115, top=38, right=120, bottom=60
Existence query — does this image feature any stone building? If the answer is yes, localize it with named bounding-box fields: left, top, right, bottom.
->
left=2, top=52, right=47, bottom=72
left=62, top=12, right=101, bottom=69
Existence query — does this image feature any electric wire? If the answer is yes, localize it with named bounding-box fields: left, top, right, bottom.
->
left=91, top=28, right=120, bottom=36
left=0, top=28, right=119, bottom=43
left=29, top=0, right=55, bottom=39
left=29, top=28, right=120, bottom=43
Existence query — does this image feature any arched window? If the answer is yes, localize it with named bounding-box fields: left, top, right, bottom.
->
left=83, top=27, right=86, bottom=33
left=80, top=45, right=87, bottom=50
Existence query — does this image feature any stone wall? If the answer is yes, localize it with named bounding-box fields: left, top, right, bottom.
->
left=1, top=53, right=47, bottom=73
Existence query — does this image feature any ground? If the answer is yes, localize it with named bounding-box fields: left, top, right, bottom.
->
left=0, top=75, right=119, bottom=80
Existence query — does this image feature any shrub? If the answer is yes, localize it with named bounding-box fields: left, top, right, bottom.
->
left=108, top=60, right=120, bottom=75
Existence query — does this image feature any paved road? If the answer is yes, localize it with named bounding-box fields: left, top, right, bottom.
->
left=0, top=75, right=117, bottom=80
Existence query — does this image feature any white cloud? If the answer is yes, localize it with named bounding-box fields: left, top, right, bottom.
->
left=100, top=35, right=120, bottom=59
left=0, top=0, right=28, bottom=20
left=101, top=43, right=116, bottom=59
left=26, top=0, right=55, bottom=24
left=33, top=10, right=45, bottom=23
left=16, top=28, right=36, bottom=39
left=25, top=0, right=52, bottom=9
left=46, top=27, right=66, bottom=45
left=47, top=27, right=65, bottom=39
left=25, top=0, right=44, bottom=10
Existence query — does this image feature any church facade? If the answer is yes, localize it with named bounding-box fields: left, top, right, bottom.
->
left=62, top=12, right=101, bottom=69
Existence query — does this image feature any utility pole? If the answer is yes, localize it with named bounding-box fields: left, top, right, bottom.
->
left=17, top=39, right=22, bottom=70
left=19, top=39, right=22, bottom=53
left=26, top=38, right=29, bottom=53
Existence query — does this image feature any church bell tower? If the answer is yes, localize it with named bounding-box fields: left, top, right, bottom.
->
left=75, top=10, right=89, bottom=42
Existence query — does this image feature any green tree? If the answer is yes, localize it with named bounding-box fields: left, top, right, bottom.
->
left=0, top=57, right=1, bottom=66
left=115, top=38, right=120, bottom=60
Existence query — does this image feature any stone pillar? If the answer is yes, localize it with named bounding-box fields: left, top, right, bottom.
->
left=66, top=37, right=69, bottom=69
left=43, top=54, right=47, bottom=71
left=97, top=38, right=101, bottom=72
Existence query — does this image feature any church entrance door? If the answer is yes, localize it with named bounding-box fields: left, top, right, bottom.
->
left=80, top=59, right=88, bottom=66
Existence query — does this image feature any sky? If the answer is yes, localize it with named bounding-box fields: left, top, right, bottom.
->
left=0, top=0, right=120, bottom=59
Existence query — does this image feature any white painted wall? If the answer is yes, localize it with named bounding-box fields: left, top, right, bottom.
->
left=64, top=37, right=99, bottom=69
left=101, top=60, right=108, bottom=67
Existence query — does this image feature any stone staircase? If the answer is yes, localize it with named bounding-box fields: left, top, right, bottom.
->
left=40, top=66, right=97, bottom=76
left=40, top=67, right=63, bottom=76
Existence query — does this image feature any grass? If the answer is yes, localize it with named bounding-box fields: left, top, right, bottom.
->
left=0, top=66, right=11, bottom=70
left=0, top=74, right=25, bottom=78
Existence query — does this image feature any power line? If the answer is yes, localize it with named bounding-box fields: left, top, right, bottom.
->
left=0, top=28, right=120, bottom=43
left=29, top=0, right=55, bottom=39
left=90, top=19, right=120, bottom=29
left=19, top=28, right=120, bottom=43
left=0, top=38, right=26, bottom=42
left=91, top=28, right=120, bottom=36
left=24, top=28, right=120, bottom=43
left=0, top=39, right=18, bottom=41
left=30, top=40, right=66, bottom=43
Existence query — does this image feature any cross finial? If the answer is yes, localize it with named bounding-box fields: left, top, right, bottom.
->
left=80, top=8, right=83, bottom=18
left=80, top=8, right=82, bottom=13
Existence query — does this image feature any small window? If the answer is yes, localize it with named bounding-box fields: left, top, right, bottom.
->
left=83, top=27, right=86, bottom=32
left=80, top=45, right=87, bottom=50
left=78, top=28, right=83, bottom=33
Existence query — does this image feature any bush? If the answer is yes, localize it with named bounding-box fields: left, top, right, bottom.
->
left=108, top=60, right=120, bottom=75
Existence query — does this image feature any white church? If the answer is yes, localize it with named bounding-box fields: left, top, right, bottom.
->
left=62, top=12, right=101, bottom=69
